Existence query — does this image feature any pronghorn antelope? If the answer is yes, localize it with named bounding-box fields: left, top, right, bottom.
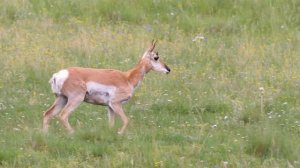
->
left=43, top=40, right=171, bottom=134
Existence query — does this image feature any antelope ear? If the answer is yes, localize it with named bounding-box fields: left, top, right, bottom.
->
left=148, top=40, right=157, bottom=52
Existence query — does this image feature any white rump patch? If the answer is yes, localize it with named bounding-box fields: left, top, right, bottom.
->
left=49, top=69, right=69, bottom=94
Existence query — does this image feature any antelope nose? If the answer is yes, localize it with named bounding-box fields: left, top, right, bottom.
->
left=165, top=66, right=171, bottom=74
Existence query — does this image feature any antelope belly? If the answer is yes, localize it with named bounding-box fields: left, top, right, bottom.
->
left=85, top=82, right=116, bottom=105
left=84, top=92, right=109, bottom=105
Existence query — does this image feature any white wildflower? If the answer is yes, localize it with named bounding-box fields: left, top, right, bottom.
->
left=192, top=34, right=206, bottom=42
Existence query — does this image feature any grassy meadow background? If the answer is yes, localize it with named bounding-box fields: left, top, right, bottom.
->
left=0, top=0, right=299, bottom=167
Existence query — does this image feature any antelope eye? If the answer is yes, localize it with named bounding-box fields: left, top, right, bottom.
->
left=154, top=56, right=159, bottom=61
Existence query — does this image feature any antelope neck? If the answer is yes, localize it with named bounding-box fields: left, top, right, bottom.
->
left=127, top=60, right=150, bottom=88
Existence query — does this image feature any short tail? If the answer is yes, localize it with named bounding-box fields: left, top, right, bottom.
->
left=49, top=69, right=69, bottom=95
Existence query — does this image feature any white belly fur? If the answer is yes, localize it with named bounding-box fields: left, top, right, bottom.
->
left=85, top=82, right=116, bottom=105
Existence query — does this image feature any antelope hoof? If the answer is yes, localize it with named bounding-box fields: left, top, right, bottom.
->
left=117, top=129, right=124, bottom=135
left=67, top=129, right=75, bottom=135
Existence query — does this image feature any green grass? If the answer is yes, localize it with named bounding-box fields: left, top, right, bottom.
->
left=0, top=0, right=299, bottom=167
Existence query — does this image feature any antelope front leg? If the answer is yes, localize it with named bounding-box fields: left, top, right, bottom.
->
left=107, top=107, right=115, bottom=128
left=110, top=103, right=129, bottom=135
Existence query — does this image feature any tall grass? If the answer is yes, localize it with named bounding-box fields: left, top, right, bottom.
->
left=0, top=0, right=299, bottom=167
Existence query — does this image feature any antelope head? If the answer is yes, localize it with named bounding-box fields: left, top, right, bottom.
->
left=142, top=40, right=171, bottom=74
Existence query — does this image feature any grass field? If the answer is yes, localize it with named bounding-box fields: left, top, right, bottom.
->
left=0, top=0, right=299, bottom=167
